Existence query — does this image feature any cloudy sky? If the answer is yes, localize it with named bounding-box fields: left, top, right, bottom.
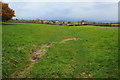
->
left=8, top=2, right=118, bottom=22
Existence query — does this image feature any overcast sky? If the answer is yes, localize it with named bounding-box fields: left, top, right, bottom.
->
left=8, top=2, right=118, bottom=22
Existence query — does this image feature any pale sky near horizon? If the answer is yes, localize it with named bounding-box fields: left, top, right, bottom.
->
left=7, top=2, right=118, bottom=23
left=3, top=0, right=119, bottom=2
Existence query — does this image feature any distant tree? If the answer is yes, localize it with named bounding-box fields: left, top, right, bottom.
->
left=0, top=2, right=15, bottom=21
left=68, top=21, right=71, bottom=24
left=93, top=22, right=96, bottom=24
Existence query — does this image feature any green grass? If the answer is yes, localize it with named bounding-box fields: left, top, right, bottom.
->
left=0, top=23, right=2, bottom=79
left=2, top=22, right=118, bottom=78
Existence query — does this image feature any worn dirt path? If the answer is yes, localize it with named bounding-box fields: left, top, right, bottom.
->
left=11, top=38, right=80, bottom=78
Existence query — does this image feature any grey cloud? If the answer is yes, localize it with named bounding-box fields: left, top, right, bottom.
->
left=9, top=2, right=118, bottom=22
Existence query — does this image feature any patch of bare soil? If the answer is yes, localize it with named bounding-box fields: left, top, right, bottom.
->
left=31, top=49, right=46, bottom=62
left=11, top=38, right=81, bottom=78
left=61, top=38, right=80, bottom=43
left=17, top=46, right=24, bottom=50
left=32, top=45, right=38, bottom=48
left=31, top=42, right=56, bottom=62
left=40, top=43, right=56, bottom=48
left=80, top=72, right=92, bottom=78
left=11, top=42, right=56, bottom=78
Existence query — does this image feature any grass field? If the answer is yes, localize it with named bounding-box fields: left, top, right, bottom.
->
left=2, top=22, right=118, bottom=78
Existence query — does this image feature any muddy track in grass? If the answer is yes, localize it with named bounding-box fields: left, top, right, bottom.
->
left=11, top=42, right=56, bottom=78
left=11, top=38, right=80, bottom=78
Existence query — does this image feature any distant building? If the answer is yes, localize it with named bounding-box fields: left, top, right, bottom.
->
left=81, top=20, right=95, bottom=25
